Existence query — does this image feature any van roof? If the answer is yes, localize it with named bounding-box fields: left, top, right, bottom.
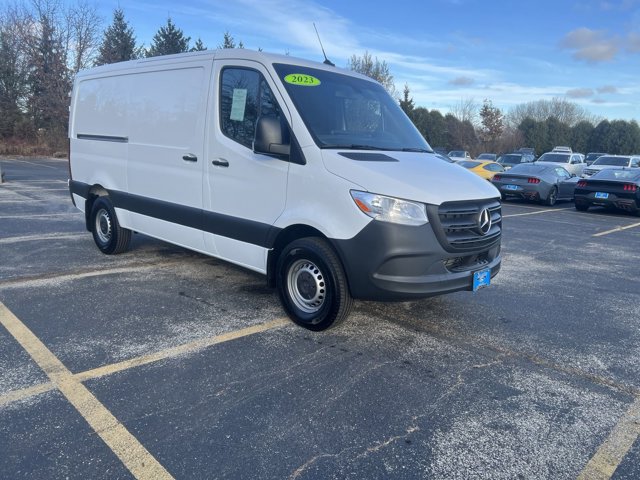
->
left=75, top=48, right=372, bottom=83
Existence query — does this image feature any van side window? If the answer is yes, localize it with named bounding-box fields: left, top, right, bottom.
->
left=220, top=68, right=282, bottom=149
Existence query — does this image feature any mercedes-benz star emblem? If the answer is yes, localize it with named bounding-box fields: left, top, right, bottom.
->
left=478, top=208, right=492, bottom=235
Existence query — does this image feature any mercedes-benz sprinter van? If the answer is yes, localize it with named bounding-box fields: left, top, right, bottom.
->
left=68, top=49, right=501, bottom=331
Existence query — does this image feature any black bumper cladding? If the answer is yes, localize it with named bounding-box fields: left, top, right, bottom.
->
left=333, top=198, right=502, bottom=301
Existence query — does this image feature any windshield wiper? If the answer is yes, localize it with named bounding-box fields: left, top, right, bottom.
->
left=320, top=144, right=393, bottom=150
left=401, top=147, right=432, bottom=153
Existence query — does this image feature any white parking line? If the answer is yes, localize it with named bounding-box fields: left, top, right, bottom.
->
left=0, top=213, right=80, bottom=219
left=503, top=207, right=572, bottom=218
left=2, top=188, right=69, bottom=192
left=593, top=222, right=640, bottom=237
left=0, top=233, right=86, bottom=245
left=0, top=159, right=61, bottom=169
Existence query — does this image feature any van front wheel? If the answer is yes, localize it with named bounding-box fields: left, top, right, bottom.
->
left=276, top=237, right=352, bottom=331
left=90, top=196, right=131, bottom=254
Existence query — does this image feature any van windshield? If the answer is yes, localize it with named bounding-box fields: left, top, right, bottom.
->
left=273, top=63, right=431, bottom=152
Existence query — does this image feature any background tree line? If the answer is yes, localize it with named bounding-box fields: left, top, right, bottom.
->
left=398, top=87, right=640, bottom=157
left=2, top=0, right=639, bottom=157
left=0, top=0, right=239, bottom=154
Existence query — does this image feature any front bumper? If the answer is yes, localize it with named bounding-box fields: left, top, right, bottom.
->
left=332, top=218, right=501, bottom=301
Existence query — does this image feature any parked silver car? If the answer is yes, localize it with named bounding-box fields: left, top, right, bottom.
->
left=491, top=163, right=579, bottom=206
left=536, top=152, right=586, bottom=176
left=582, top=155, right=640, bottom=177
left=448, top=150, right=472, bottom=162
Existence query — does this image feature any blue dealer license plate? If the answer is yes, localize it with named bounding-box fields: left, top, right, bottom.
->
left=595, top=192, right=609, bottom=199
left=473, top=268, right=491, bottom=291
left=504, top=184, right=518, bottom=191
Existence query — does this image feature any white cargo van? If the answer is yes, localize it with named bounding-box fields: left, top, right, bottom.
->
left=68, top=49, right=502, bottom=330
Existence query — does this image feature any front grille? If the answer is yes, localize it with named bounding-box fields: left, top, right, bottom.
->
left=429, top=199, right=502, bottom=252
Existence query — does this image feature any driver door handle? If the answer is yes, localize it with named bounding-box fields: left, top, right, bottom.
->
left=212, top=158, right=229, bottom=167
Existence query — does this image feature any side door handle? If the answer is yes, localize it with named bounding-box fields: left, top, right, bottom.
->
left=182, top=153, right=198, bottom=162
left=212, top=158, right=229, bottom=167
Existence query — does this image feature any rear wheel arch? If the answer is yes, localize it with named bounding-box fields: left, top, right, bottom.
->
left=89, top=195, right=131, bottom=254
left=84, top=185, right=109, bottom=231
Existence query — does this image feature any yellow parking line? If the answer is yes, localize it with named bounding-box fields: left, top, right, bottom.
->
left=503, top=207, right=572, bottom=218
left=0, top=382, right=56, bottom=407
left=593, top=222, right=640, bottom=237
left=0, top=302, right=174, bottom=480
left=0, top=311, right=288, bottom=408
left=75, top=318, right=289, bottom=382
left=578, top=396, right=640, bottom=479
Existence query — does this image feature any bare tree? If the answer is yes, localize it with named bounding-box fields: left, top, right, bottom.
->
left=348, top=51, right=396, bottom=97
left=0, top=5, right=31, bottom=137
left=450, top=97, right=479, bottom=127
left=506, top=97, right=599, bottom=129
left=67, top=0, right=102, bottom=73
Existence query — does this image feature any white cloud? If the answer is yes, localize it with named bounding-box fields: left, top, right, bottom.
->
left=560, top=28, right=619, bottom=62
left=597, top=85, right=618, bottom=94
left=449, top=76, right=475, bottom=86
left=627, top=32, right=640, bottom=52
left=566, top=88, right=595, bottom=98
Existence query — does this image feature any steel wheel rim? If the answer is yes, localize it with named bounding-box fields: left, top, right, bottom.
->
left=95, top=208, right=112, bottom=244
left=287, top=259, right=326, bottom=314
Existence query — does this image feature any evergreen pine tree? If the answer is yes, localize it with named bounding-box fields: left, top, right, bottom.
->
left=27, top=16, right=70, bottom=142
left=95, top=8, right=138, bottom=66
left=190, top=38, right=206, bottom=52
left=147, top=18, right=190, bottom=57
left=399, top=83, right=414, bottom=116
left=219, top=31, right=235, bottom=49
left=218, top=31, right=244, bottom=49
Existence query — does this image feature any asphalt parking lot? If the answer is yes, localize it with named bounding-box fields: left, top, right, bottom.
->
left=1, top=156, right=639, bottom=480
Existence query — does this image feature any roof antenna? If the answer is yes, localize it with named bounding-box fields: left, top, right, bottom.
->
left=313, top=23, right=335, bottom=66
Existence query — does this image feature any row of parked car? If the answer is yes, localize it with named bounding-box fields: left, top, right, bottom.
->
left=442, top=148, right=640, bottom=214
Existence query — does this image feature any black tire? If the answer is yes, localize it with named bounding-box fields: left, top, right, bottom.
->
left=544, top=186, right=558, bottom=206
left=276, top=237, right=352, bottom=331
left=90, top=196, right=131, bottom=254
left=575, top=202, right=589, bottom=212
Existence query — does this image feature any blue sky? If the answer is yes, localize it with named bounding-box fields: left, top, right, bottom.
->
left=102, top=0, right=640, bottom=121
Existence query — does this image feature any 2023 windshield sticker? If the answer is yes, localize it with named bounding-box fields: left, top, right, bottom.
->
left=284, top=74, right=321, bottom=86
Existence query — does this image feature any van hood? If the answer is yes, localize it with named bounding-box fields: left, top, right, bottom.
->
left=321, top=150, right=499, bottom=205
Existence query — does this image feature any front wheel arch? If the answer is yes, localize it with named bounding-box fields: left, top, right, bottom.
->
left=275, top=237, right=353, bottom=331
left=267, top=225, right=326, bottom=288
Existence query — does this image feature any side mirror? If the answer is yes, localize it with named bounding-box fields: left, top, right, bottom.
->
left=254, top=116, right=290, bottom=157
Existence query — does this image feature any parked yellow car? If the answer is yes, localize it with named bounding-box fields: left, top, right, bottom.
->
left=456, top=160, right=505, bottom=180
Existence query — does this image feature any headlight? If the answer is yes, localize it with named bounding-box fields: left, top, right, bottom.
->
left=350, top=190, right=428, bottom=226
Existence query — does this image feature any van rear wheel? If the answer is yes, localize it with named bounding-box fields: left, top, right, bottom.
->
left=276, top=237, right=352, bottom=331
left=90, top=196, right=131, bottom=254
